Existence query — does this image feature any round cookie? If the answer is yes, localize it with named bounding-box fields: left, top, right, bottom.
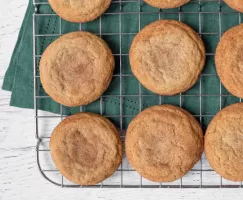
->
left=48, top=0, right=112, bottom=23
left=40, top=32, right=114, bottom=107
left=50, top=112, right=122, bottom=185
left=129, top=20, right=206, bottom=95
left=205, top=103, right=243, bottom=181
left=224, top=0, right=243, bottom=13
left=144, top=0, right=190, bottom=9
left=125, top=105, right=204, bottom=182
left=215, top=24, right=243, bottom=98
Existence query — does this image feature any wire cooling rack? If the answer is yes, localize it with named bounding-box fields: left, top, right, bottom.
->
left=33, top=0, right=243, bottom=188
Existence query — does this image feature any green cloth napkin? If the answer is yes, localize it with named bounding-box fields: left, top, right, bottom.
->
left=2, top=0, right=242, bottom=129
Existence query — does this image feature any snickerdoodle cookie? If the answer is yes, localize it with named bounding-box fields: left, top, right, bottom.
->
left=215, top=24, right=243, bottom=98
left=129, top=20, right=205, bottom=95
left=48, top=0, right=112, bottom=23
left=224, top=0, right=243, bottom=13
left=125, top=105, right=204, bottom=182
left=50, top=112, right=122, bottom=185
left=205, top=103, right=243, bottom=181
left=40, top=32, right=114, bottom=107
left=144, top=0, right=190, bottom=9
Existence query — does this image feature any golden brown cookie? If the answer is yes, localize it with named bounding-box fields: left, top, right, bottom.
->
left=129, top=20, right=206, bottom=95
left=125, top=105, right=204, bottom=182
left=40, top=32, right=114, bottom=107
left=215, top=24, right=243, bottom=98
left=50, top=112, right=122, bottom=185
left=144, top=0, right=190, bottom=9
left=224, top=0, right=243, bottom=13
left=205, top=103, right=243, bottom=182
left=48, top=0, right=112, bottom=23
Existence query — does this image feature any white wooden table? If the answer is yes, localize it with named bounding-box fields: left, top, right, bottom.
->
left=1, top=1, right=243, bottom=199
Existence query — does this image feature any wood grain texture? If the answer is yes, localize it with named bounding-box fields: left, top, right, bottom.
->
left=1, top=0, right=243, bottom=199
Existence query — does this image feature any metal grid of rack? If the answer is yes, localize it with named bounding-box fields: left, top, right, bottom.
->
left=33, top=0, right=243, bottom=188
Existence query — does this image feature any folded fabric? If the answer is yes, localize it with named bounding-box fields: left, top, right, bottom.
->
left=3, top=0, right=235, bottom=129
left=2, top=0, right=158, bottom=128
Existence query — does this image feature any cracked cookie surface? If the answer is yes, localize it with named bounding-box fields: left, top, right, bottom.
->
left=129, top=20, right=205, bottom=95
left=205, top=103, right=243, bottom=181
left=48, top=0, right=112, bottom=22
left=50, top=112, right=122, bottom=185
left=224, top=0, right=243, bottom=13
left=125, top=105, right=204, bottom=182
left=144, top=0, right=190, bottom=8
left=215, top=24, right=243, bottom=98
left=40, top=32, right=114, bottom=107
